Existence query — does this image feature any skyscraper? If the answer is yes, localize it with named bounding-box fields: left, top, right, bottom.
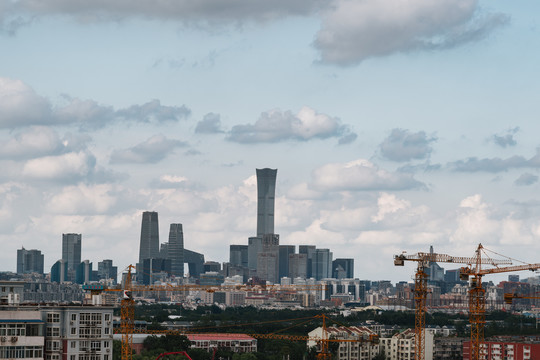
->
left=256, top=168, right=277, bottom=237
left=229, top=245, right=248, bottom=267
left=138, top=211, right=160, bottom=270
left=62, top=233, right=81, bottom=280
left=168, top=223, right=185, bottom=277
left=17, top=247, right=44, bottom=274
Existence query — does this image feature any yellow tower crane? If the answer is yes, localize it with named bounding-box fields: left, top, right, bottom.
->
left=394, top=247, right=512, bottom=360
left=459, top=244, right=540, bottom=360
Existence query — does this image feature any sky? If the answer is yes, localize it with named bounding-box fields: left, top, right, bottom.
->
left=1, top=0, right=540, bottom=283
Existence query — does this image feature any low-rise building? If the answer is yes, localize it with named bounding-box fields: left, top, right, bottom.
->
left=308, top=326, right=379, bottom=360
left=187, top=333, right=257, bottom=353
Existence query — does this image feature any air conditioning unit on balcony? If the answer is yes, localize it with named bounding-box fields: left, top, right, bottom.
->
left=0, top=336, right=6, bottom=342
left=11, top=336, right=18, bottom=342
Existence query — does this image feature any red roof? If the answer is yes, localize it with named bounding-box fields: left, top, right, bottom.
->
left=187, top=333, right=255, bottom=341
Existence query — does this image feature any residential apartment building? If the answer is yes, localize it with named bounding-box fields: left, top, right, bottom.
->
left=307, top=326, right=379, bottom=360
left=1, top=302, right=114, bottom=360
left=187, top=333, right=257, bottom=353
left=463, top=337, right=540, bottom=360
left=379, top=328, right=434, bottom=360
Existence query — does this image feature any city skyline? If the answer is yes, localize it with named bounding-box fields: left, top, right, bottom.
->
left=1, top=2, right=540, bottom=282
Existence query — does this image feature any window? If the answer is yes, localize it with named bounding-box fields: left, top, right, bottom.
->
left=70, top=356, right=76, bottom=360
left=71, top=328, right=77, bottom=335
left=71, top=341, right=76, bottom=348
left=47, top=313, right=60, bottom=323
left=46, top=327, right=60, bottom=337
left=91, top=341, right=101, bottom=351
left=103, top=341, right=110, bottom=348
left=71, top=314, right=77, bottom=322
left=104, top=327, right=110, bottom=335
left=104, top=314, right=110, bottom=321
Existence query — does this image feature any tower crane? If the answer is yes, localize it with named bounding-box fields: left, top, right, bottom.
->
left=459, top=244, right=540, bottom=360
left=394, top=248, right=511, bottom=360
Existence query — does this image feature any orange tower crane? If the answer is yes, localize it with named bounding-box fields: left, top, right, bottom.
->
left=394, top=249, right=511, bottom=360
left=459, top=244, right=540, bottom=360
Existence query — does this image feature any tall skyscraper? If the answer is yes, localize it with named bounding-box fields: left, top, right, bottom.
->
left=138, top=211, right=160, bottom=270
left=62, top=233, right=82, bottom=280
left=256, top=168, right=277, bottom=237
left=278, top=245, right=295, bottom=279
left=299, top=245, right=316, bottom=278
left=229, top=245, right=248, bottom=267
left=97, top=259, right=118, bottom=283
left=313, top=248, right=333, bottom=280
left=17, top=247, right=44, bottom=274
left=167, top=223, right=185, bottom=277
left=333, top=258, right=354, bottom=279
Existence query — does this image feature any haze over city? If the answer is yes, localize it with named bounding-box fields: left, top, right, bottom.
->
left=1, top=1, right=540, bottom=282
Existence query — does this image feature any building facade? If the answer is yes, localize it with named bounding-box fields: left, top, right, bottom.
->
left=167, top=223, right=184, bottom=277
left=256, top=168, right=277, bottom=237
left=138, top=211, right=160, bottom=271
left=17, top=248, right=44, bottom=275
left=62, top=234, right=82, bottom=281
left=1, top=304, right=114, bottom=360
left=308, top=326, right=379, bottom=360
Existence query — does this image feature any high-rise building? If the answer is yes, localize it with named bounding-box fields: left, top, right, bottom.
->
left=257, top=234, right=280, bottom=283
left=168, top=223, right=184, bottom=277
left=288, top=253, right=307, bottom=279
left=333, top=258, right=354, bottom=279
left=299, top=245, right=316, bottom=278
left=229, top=245, right=248, bottom=267
left=278, top=245, right=295, bottom=280
left=183, top=249, right=205, bottom=278
left=138, top=211, right=160, bottom=270
left=75, top=260, right=93, bottom=284
left=16, top=247, right=44, bottom=274
left=256, top=168, right=277, bottom=237
left=62, top=233, right=81, bottom=280
left=141, top=258, right=171, bottom=285
left=51, top=260, right=68, bottom=283
left=248, top=237, right=262, bottom=270
left=313, top=248, right=333, bottom=280
left=97, top=259, right=117, bottom=283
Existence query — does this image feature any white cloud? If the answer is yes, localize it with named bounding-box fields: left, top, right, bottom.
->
left=22, top=151, right=96, bottom=181
left=110, top=135, right=188, bottom=164
left=0, top=77, right=191, bottom=129
left=0, top=78, right=53, bottom=128
left=311, top=159, right=425, bottom=191
left=372, top=193, right=411, bottom=222
left=227, top=106, right=355, bottom=144
left=45, top=184, right=119, bottom=215
left=314, top=0, right=508, bottom=65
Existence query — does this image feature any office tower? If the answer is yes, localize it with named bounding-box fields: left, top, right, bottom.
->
left=256, top=168, right=277, bottom=237
left=51, top=260, right=68, bottom=283
left=75, top=260, right=93, bottom=284
left=142, top=258, right=172, bottom=285
left=97, top=259, right=118, bottom=283
left=160, top=242, right=169, bottom=258
left=256, top=234, right=280, bottom=283
left=168, top=223, right=185, bottom=277
left=248, top=237, right=262, bottom=270
left=184, top=249, right=205, bottom=278
left=138, top=211, right=160, bottom=270
left=62, top=233, right=82, bottom=280
left=508, top=275, right=519, bottom=282
left=313, top=248, right=333, bottom=280
left=229, top=245, right=248, bottom=267
left=333, top=258, right=354, bottom=279
left=299, top=245, right=316, bottom=278
left=289, top=253, right=307, bottom=279
left=16, top=247, right=44, bottom=274
left=203, top=261, right=221, bottom=273
left=279, top=245, right=295, bottom=279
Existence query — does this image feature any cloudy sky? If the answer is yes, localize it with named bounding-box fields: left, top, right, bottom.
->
left=1, top=0, right=540, bottom=283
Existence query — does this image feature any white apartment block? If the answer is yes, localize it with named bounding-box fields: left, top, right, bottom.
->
left=1, top=302, right=114, bottom=360
left=379, top=329, right=434, bottom=360
left=308, top=326, right=379, bottom=360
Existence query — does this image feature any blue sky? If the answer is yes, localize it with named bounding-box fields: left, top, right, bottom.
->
left=1, top=0, right=540, bottom=282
